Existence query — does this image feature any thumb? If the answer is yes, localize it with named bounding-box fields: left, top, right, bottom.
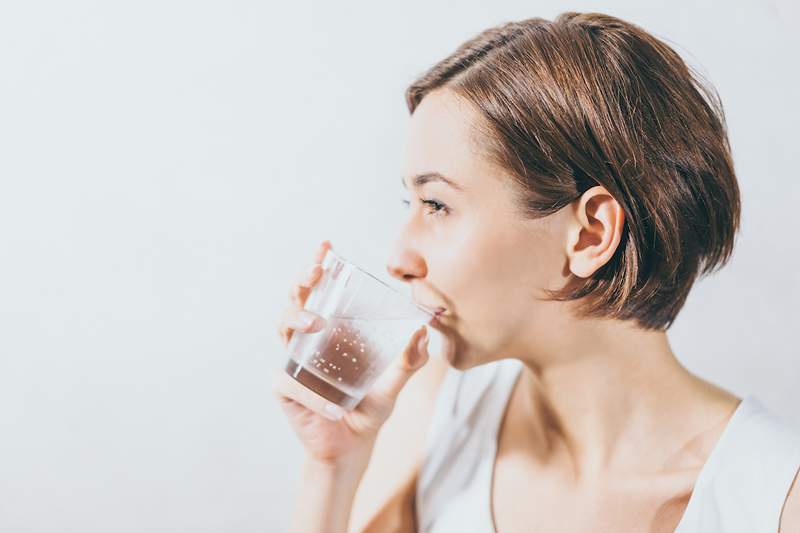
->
left=363, top=325, right=430, bottom=410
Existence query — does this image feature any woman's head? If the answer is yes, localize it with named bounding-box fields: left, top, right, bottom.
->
left=387, top=12, right=740, bottom=369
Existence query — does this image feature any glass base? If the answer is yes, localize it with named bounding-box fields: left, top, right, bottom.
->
left=284, top=359, right=360, bottom=410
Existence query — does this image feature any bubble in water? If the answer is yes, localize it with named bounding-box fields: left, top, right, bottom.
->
left=352, top=358, right=357, bottom=363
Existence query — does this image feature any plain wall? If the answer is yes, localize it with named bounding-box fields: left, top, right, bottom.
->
left=0, top=0, right=797, bottom=531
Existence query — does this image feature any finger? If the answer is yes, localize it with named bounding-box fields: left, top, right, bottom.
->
left=270, top=368, right=346, bottom=421
left=286, top=240, right=330, bottom=309
left=313, top=240, right=332, bottom=263
left=362, top=325, right=429, bottom=410
left=288, top=263, right=323, bottom=308
left=276, top=394, right=312, bottom=420
left=295, top=263, right=322, bottom=288
left=277, top=309, right=328, bottom=346
left=272, top=378, right=317, bottom=419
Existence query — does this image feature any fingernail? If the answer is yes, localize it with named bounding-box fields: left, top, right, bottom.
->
left=297, top=311, right=315, bottom=327
left=324, top=403, right=344, bottom=420
left=414, top=328, right=428, bottom=365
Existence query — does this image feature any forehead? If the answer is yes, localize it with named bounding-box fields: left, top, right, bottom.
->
left=403, top=89, right=487, bottom=189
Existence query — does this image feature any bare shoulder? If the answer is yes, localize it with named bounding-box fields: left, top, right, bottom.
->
left=779, top=465, right=800, bottom=533
left=348, top=355, right=451, bottom=533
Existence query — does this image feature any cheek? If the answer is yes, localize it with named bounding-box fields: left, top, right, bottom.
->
left=448, top=220, right=560, bottom=323
left=439, top=229, right=516, bottom=311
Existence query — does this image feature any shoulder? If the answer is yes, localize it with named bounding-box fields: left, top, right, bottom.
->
left=736, top=397, right=800, bottom=533
left=779, top=455, right=800, bottom=532
left=348, top=354, right=451, bottom=532
left=678, top=395, right=800, bottom=532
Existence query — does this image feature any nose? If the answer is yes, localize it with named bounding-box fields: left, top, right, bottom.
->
left=386, top=247, right=427, bottom=283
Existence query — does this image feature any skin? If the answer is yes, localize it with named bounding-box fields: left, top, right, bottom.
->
left=273, top=241, right=433, bottom=533
left=387, top=87, right=745, bottom=531
left=275, top=86, right=799, bottom=531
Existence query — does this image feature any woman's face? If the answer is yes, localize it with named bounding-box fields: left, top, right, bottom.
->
left=387, top=88, right=576, bottom=369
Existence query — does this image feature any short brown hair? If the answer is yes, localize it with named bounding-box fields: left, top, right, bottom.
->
left=405, top=12, right=741, bottom=331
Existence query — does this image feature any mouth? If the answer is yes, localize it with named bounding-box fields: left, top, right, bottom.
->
left=412, top=294, right=447, bottom=323
left=427, top=307, right=448, bottom=326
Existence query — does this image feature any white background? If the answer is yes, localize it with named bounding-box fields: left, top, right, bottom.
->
left=0, top=1, right=797, bottom=531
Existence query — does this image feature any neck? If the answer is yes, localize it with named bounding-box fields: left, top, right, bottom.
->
left=512, top=316, right=735, bottom=483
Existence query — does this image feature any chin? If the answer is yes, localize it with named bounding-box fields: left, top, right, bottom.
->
left=429, top=315, right=495, bottom=371
left=429, top=318, right=463, bottom=368
left=448, top=352, right=491, bottom=371
left=442, top=337, right=482, bottom=371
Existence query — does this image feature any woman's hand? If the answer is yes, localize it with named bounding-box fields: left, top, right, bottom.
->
left=272, top=240, right=431, bottom=472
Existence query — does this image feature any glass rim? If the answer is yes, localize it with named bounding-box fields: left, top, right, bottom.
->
left=324, top=248, right=436, bottom=318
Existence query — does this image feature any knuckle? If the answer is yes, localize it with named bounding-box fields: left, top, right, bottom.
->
left=276, top=313, right=293, bottom=336
left=297, top=264, right=320, bottom=286
left=279, top=325, right=292, bottom=344
left=293, top=309, right=314, bottom=329
left=288, top=284, right=300, bottom=301
left=276, top=324, right=293, bottom=346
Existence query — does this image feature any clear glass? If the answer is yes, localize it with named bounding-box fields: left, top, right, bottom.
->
left=285, top=248, right=436, bottom=411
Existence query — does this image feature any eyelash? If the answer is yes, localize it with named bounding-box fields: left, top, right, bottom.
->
left=401, top=197, right=450, bottom=217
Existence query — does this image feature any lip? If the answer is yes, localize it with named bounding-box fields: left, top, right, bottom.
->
left=412, top=295, right=447, bottom=321
left=427, top=308, right=447, bottom=326
left=425, top=306, right=446, bottom=317
left=413, top=299, right=443, bottom=312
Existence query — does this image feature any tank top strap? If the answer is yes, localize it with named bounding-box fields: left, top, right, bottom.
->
left=676, top=394, right=800, bottom=532
left=417, top=363, right=800, bottom=533
left=415, top=358, right=524, bottom=533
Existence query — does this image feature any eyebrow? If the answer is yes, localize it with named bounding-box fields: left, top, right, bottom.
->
left=401, top=172, right=464, bottom=192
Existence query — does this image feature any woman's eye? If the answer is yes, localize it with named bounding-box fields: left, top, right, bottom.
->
left=423, top=199, right=449, bottom=216
left=400, top=198, right=449, bottom=217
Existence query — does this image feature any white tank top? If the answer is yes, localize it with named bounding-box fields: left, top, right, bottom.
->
left=415, top=358, right=800, bottom=532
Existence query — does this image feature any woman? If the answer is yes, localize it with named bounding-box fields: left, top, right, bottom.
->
left=272, top=12, right=800, bottom=533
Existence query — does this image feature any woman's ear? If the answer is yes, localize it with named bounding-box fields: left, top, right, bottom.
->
left=564, top=185, right=625, bottom=278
